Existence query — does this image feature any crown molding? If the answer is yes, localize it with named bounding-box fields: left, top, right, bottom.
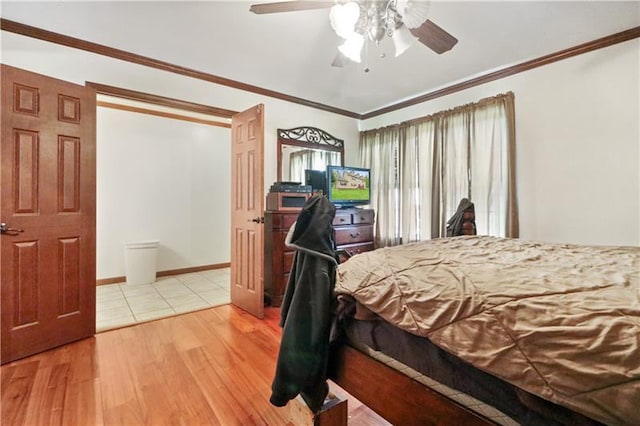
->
left=97, top=101, right=231, bottom=128
left=87, top=82, right=237, bottom=118
left=2, top=18, right=638, bottom=121
left=361, top=26, right=640, bottom=119
left=0, top=18, right=359, bottom=119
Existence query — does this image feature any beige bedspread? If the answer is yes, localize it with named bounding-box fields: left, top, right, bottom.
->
left=335, top=236, right=640, bottom=425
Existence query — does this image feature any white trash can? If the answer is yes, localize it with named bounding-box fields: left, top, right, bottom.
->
left=124, top=240, right=159, bottom=285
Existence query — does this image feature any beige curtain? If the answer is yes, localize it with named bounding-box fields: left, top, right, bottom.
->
left=360, top=126, right=401, bottom=246
left=438, top=111, right=472, bottom=237
left=469, top=97, right=518, bottom=236
left=359, top=92, right=518, bottom=245
left=288, top=149, right=341, bottom=184
left=401, top=120, right=438, bottom=242
left=502, top=95, right=519, bottom=237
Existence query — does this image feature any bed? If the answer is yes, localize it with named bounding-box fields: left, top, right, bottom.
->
left=328, top=235, right=640, bottom=426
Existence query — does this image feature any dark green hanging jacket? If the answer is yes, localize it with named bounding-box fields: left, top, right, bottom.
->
left=269, top=195, right=337, bottom=413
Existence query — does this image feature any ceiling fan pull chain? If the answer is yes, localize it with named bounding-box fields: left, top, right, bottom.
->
left=363, top=39, right=370, bottom=73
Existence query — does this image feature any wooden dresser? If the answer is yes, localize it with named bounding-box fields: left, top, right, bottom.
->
left=333, top=208, right=375, bottom=264
left=264, top=207, right=375, bottom=307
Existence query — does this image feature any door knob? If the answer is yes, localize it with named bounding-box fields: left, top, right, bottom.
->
left=248, top=217, right=264, bottom=224
left=0, top=223, right=24, bottom=235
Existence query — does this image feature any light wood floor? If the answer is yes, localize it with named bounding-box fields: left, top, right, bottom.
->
left=1, top=305, right=389, bottom=425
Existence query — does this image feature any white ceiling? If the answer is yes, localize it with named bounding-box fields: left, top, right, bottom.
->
left=1, top=1, right=639, bottom=115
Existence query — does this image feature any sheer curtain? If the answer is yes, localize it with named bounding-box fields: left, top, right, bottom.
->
left=359, top=92, right=518, bottom=245
left=288, top=151, right=306, bottom=183
left=288, top=149, right=341, bottom=184
left=469, top=100, right=514, bottom=236
left=401, top=120, right=437, bottom=242
left=360, top=126, right=401, bottom=247
left=438, top=111, right=472, bottom=237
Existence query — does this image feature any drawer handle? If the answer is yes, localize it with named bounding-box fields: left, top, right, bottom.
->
left=349, top=232, right=360, bottom=238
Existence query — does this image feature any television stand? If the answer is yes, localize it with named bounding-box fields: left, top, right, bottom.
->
left=264, top=207, right=375, bottom=306
left=332, top=208, right=375, bottom=263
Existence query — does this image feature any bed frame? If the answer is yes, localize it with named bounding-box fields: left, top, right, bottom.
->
left=327, top=344, right=496, bottom=426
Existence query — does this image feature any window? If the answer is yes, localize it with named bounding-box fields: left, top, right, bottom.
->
left=360, top=92, right=518, bottom=246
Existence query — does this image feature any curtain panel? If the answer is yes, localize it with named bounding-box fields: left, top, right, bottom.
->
left=288, top=149, right=341, bottom=184
left=360, top=126, right=402, bottom=247
left=359, top=92, right=518, bottom=246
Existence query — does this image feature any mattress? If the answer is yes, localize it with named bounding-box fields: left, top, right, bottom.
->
left=335, top=236, right=639, bottom=425
left=343, top=317, right=603, bottom=426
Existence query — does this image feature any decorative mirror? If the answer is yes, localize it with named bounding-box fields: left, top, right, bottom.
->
left=277, top=126, right=344, bottom=184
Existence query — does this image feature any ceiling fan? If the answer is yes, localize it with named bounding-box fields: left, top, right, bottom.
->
left=249, top=0, right=458, bottom=67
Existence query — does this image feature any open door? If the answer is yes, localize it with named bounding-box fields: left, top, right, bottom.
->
left=230, top=104, right=264, bottom=318
left=1, top=65, right=96, bottom=364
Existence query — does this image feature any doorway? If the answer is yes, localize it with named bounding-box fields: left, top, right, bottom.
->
left=94, top=94, right=235, bottom=331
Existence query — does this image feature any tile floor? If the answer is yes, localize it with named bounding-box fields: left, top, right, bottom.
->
left=96, top=268, right=231, bottom=332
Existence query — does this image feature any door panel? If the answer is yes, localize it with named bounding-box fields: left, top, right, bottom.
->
left=230, top=104, right=264, bottom=318
left=1, top=64, right=96, bottom=364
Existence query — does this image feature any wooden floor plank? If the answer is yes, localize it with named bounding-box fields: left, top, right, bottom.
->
left=62, top=378, right=103, bottom=426
left=1, top=305, right=389, bottom=425
left=20, top=364, right=53, bottom=426
left=1, top=361, right=39, bottom=425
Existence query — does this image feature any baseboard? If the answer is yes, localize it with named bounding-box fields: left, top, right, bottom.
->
left=96, top=262, right=231, bottom=286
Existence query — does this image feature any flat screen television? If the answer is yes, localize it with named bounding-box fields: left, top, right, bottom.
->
left=326, top=165, right=371, bottom=207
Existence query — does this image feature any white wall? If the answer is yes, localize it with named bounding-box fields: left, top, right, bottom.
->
left=1, top=31, right=360, bottom=279
left=361, top=40, right=640, bottom=247
left=3, top=30, right=637, bottom=253
left=96, top=107, right=230, bottom=279
left=0, top=32, right=361, bottom=185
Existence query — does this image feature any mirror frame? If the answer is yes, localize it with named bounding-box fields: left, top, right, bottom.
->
left=277, top=126, right=345, bottom=182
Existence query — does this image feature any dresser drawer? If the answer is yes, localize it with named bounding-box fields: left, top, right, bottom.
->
left=270, top=212, right=299, bottom=230
left=334, top=225, right=373, bottom=245
left=352, top=210, right=374, bottom=225
left=275, top=231, right=289, bottom=249
left=333, top=212, right=352, bottom=226
left=337, top=242, right=375, bottom=263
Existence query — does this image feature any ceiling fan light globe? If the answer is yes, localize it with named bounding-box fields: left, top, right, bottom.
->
left=397, top=0, right=431, bottom=29
left=338, top=33, right=364, bottom=63
left=392, top=24, right=415, bottom=57
left=330, top=2, right=361, bottom=39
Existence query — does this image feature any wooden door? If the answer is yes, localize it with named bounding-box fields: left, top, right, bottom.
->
left=1, top=65, right=96, bottom=364
left=230, top=104, right=264, bottom=319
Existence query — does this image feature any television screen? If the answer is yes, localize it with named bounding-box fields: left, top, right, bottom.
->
left=326, top=165, right=371, bottom=206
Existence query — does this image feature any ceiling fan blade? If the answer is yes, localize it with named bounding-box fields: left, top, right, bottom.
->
left=409, top=20, right=458, bottom=54
left=331, top=51, right=359, bottom=68
left=331, top=52, right=345, bottom=68
left=249, top=1, right=333, bottom=14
